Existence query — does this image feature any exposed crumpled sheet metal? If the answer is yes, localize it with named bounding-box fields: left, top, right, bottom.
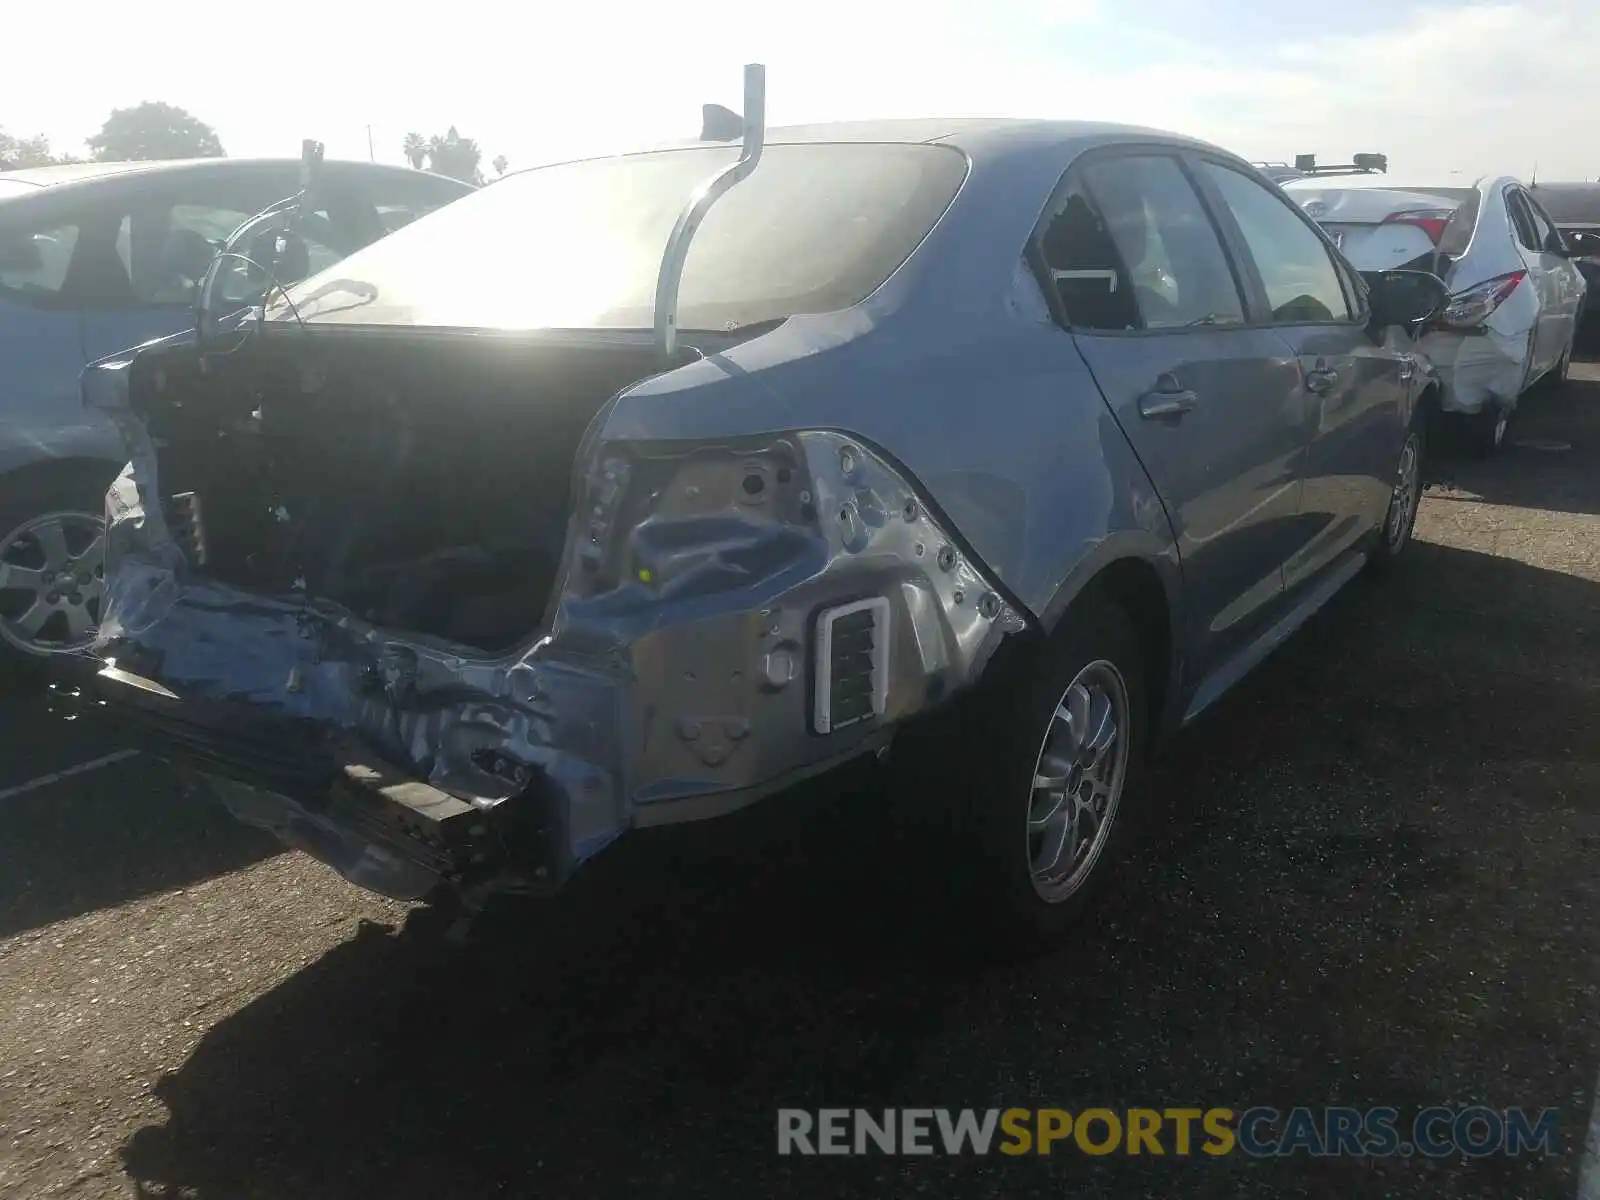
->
left=1417, top=327, right=1531, bottom=416
left=83, top=336, right=1028, bottom=901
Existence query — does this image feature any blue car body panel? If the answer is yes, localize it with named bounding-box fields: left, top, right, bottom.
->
left=74, top=120, right=1419, bottom=904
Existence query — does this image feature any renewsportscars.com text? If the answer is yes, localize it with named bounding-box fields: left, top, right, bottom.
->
left=776, top=1106, right=1561, bottom=1158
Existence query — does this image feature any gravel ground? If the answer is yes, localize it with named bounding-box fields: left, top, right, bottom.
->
left=2, top=367, right=1598, bottom=1199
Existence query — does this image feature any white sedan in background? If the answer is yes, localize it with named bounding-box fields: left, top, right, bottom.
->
left=1284, top=172, right=1586, bottom=454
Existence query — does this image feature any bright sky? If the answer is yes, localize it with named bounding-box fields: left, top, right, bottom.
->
left=5, top=0, right=1596, bottom=181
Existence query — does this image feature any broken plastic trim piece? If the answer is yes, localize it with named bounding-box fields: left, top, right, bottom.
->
left=654, top=63, right=766, bottom=358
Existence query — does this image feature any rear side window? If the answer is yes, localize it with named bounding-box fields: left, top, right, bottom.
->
left=1522, top=192, right=1562, bottom=252
left=1505, top=191, right=1541, bottom=252
left=0, top=222, right=80, bottom=306
left=1200, top=161, right=1352, bottom=323
left=1035, top=154, right=1245, bottom=332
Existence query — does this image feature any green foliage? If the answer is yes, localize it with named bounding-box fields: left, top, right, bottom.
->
left=87, top=102, right=224, bottom=162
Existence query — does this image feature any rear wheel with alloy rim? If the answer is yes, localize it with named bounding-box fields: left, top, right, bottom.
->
left=1026, top=659, right=1132, bottom=904
left=1369, top=417, right=1425, bottom=572
left=894, top=599, right=1149, bottom=954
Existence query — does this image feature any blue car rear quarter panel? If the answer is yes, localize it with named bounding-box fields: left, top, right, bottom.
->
left=603, top=120, right=1186, bottom=627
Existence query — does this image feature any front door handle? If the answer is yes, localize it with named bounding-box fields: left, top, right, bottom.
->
left=1305, top=367, right=1341, bottom=394
left=1138, top=375, right=1198, bottom=420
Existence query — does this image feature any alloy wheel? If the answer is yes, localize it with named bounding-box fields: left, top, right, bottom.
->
left=1386, top=432, right=1422, bottom=552
left=1026, top=660, right=1132, bottom=903
left=0, top=510, right=107, bottom=656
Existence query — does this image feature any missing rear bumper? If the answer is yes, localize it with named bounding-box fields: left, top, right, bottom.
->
left=92, top=664, right=558, bottom=901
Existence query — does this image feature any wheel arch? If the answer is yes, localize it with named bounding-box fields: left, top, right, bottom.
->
left=1036, top=540, right=1184, bottom=746
left=0, top=456, right=124, bottom=516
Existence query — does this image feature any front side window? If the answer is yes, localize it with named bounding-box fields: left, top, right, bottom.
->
left=1036, top=154, right=1246, bottom=332
left=1505, top=191, right=1541, bottom=252
left=1201, top=161, right=1352, bottom=323
left=117, top=202, right=362, bottom=308
left=119, top=203, right=255, bottom=306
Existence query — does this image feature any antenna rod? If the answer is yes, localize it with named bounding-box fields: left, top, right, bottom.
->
left=653, top=63, right=767, bottom=357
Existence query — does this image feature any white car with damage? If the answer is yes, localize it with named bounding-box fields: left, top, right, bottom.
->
left=1284, top=172, right=1586, bottom=453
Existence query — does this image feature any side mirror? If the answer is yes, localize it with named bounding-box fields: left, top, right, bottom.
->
left=1364, top=269, right=1449, bottom=328
left=1564, top=231, right=1600, bottom=258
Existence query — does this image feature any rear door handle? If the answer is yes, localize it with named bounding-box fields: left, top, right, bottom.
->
left=1138, top=376, right=1198, bottom=420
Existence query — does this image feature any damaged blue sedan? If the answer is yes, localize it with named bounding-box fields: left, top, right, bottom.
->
left=79, top=74, right=1449, bottom=948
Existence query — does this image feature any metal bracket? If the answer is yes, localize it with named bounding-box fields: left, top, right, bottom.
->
left=194, top=137, right=324, bottom=349
left=653, top=63, right=766, bottom=357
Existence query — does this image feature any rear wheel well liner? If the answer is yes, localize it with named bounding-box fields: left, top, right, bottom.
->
left=1047, top=557, right=1175, bottom=747
left=0, top=456, right=123, bottom=510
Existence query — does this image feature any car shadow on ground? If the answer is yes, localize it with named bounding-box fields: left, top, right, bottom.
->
left=120, top=539, right=1600, bottom=1200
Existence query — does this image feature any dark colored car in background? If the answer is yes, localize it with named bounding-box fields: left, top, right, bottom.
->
left=1529, top=180, right=1600, bottom=329
left=0, top=158, right=475, bottom=667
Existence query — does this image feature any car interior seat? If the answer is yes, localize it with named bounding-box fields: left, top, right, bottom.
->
left=246, top=227, right=312, bottom=289
left=161, top=228, right=221, bottom=296
left=1041, top=194, right=1141, bottom=330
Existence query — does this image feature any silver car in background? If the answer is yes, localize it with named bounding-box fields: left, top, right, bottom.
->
left=1284, top=172, right=1586, bottom=454
left=0, top=158, right=475, bottom=669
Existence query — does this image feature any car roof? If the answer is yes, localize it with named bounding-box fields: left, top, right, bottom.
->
left=0, top=157, right=476, bottom=200
left=1283, top=171, right=1534, bottom=196
left=534, top=116, right=1244, bottom=175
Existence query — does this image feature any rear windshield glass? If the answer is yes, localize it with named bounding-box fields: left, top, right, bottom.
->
left=270, top=142, right=969, bottom=331
left=1404, top=187, right=1477, bottom=204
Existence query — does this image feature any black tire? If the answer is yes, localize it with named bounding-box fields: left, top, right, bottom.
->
left=1367, top=413, right=1426, bottom=575
left=890, top=600, right=1149, bottom=957
left=0, top=466, right=117, bottom=680
left=1533, top=338, right=1572, bottom=392
left=1464, top=403, right=1510, bottom=458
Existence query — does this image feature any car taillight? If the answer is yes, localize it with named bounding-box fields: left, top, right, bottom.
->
left=1435, top=270, right=1527, bottom=330
left=1381, top=208, right=1455, bottom=244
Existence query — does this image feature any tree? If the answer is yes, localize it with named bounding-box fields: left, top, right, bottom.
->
left=0, top=130, right=71, bottom=170
left=492, top=154, right=508, bottom=177
left=87, top=102, right=224, bottom=162
left=402, top=132, right=427, bottom=170
left=425, top=126, right=482, bottom=184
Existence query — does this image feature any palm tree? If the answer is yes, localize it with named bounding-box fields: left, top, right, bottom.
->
left=402, top=132, right=427, bottom=170
left=426, top=127, right=482, bottom=184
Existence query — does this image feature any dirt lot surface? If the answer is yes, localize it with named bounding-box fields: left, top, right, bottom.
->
left=2, top=367, right=1598, bottom=1199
